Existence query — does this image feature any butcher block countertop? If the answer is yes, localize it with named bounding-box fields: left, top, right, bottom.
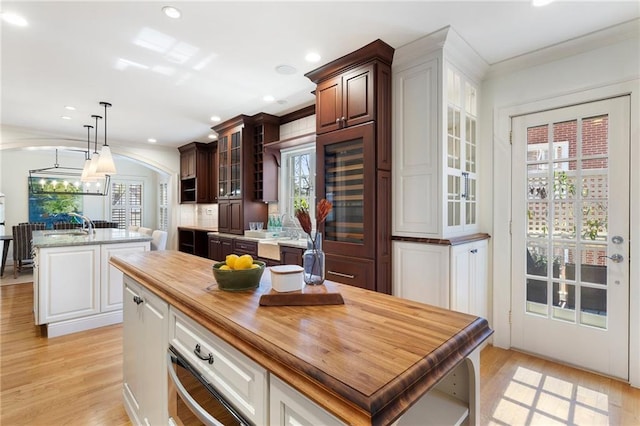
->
left=110, top=250, right=492, bottom=425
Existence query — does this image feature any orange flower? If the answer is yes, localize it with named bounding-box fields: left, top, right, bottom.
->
left=294, top=198, right=333, bottom=242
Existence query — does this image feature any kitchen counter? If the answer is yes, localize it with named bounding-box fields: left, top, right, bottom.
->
left=111, top=250, right=493, bottom=425
left=33, top=228, right=152, bottom=248
left=32, top=228, right=151, bottom=337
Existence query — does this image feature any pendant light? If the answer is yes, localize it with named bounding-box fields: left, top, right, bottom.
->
left=88, top=114, right=103, bottom=177
left=95, top=101, right=117, bottom=174
left=81, top=124, right=96, bottom=182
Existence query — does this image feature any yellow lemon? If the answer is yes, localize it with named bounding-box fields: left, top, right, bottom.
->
left=225, top=254, right=239, bottom=269
left=250, top=264, right=259, bottom=269
left=219, top=265, right=231, bottom=271
left=235, top=254, right=254, bottom=270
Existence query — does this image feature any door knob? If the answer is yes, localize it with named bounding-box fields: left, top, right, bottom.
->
left=599, top=254, right=624, bottom=263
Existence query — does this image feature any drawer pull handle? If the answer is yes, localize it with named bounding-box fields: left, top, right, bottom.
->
left=470, top=249, right=478, bottom=254
left=194, top=344, right=214, bottom=364
left=328, top=270, right=355, bottom=279
left=133, top=295, right=143, bottom=305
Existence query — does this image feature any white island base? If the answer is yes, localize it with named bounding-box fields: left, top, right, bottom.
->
left=32, top=229, right=151, bottom=338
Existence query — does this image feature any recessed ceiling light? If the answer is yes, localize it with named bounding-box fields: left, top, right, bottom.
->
left=64, top=105, right=76, bottom=111
left=210, top=115, right=221, bottom=122
left=1, top=12, right=28, bottom=27
left=305, top=52, right=321, bottom=63
left=275, top=64, right=297, bottom=75
left=208, top=133, right=217, bottom=140
left=532, top=0, right=555, bottom=6
left=263, top=95, right=275, bottom=102
left=147, top=138, right=157, bottom=143
left=61, top=116, right=71, bottom=120
left=162, top=6, right=181, bottom=19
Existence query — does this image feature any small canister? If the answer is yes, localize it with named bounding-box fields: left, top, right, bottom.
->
left=270, top=265, right=304, bottom=292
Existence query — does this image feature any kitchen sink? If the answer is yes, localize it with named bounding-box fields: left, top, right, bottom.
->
left=43, top=230, right=89, bottom=237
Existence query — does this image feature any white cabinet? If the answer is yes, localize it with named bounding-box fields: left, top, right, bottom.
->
left=393, top=239, right=489, bottom=319
left=393, top=241, right=450, bottom=308
left=35, top=244, right=101, bottom=324
left=392, top=27, right=488, bottom=239
left=168, top=307, right=268, bottom=425
left=269, top=375, right=344, bottom=426
left=34, top=241, right=150, bottom=337
left=123, top=276, right=168, bottom=426
left=101, top=242, right=149, bottom=312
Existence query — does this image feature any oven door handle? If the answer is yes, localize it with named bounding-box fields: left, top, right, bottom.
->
left=167, top=352, right=224, bottom=426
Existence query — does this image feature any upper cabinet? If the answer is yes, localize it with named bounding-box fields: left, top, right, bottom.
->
left=178, top=142, right=214, bottom=204
left=252, top=113, right=280, bottom=202
left=315, top=63, right=375, bottom=134
left=214, top=115, right=268, bottom=235
left=392, top=27, right=489, bottom=239
left=306, top=39, right=394, bottom=294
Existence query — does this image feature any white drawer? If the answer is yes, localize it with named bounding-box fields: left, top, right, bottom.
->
left=168, top=307, right=268, bottom=425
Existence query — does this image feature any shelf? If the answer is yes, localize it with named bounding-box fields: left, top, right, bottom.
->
left=396, top=389, right=468, bottom=426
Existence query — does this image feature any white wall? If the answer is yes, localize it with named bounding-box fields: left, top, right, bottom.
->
left=480, top=20, right=640, bottom=386
left=0, top=124, right=181, bottom=250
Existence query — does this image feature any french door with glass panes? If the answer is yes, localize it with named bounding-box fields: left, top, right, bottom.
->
left=511, top=96, right=630, bottom=379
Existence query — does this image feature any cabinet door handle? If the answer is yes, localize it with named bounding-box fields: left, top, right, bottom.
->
left=461, top=172, right=469, bottom=199
left=470, top=249, right=478, bottom=254
left=194, top=344, right=214, bottom=364
left=328, top=270, right=356, bottom=279
left=336, top=118, right=340, bottom=125
left=133, top=295, right=143, bottom=305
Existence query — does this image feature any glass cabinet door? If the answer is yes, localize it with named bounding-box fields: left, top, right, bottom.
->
left=218, top=134, right=228, bottom=198
left=317, top=123, right=374, bottom=259
left=230, top=131, right=241, bottom=198
left=445, top=66, right=478, bottom=233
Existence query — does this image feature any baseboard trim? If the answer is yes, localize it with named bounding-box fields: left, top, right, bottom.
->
left=45, top=310, right=122, bottom=338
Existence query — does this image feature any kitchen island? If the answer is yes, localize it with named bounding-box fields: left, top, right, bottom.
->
left=32, top=228, right=152, bottom=337
left=111, top=250, right=492, bottom=425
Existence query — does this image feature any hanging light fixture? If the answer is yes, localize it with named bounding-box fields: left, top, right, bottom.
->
left=81, top=124, right=96, bottom=182
left=28, top=149, right=110, bottom=196
left=88, top=114, right=103, bottom=177
left=95, top=101, right=117, bottom=175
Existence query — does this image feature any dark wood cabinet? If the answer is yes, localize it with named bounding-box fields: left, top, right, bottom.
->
left=214, top=115, right=268, bottom=235
left=208, top=235, right=233, bottom=261
left=252, top=113, right=280, bottom=202
left=305, top=39, right=394, bottom=294
left=314, top=63, right=375, bottom=135
left=280, top=245, right=303, bottom=266
left=178, top=228, right=209, bottom=257
left=233, top=239, right=257, bottom=257
left=178, top=142, right=213, bottom=203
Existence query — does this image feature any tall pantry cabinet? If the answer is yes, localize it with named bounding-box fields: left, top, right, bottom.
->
left=305, top=39, right=394, bottom=294
left=391, top=27, right=491, bottom=319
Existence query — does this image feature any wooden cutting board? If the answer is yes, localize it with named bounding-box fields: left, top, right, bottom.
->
left=259, top=283, right=344, bottom=306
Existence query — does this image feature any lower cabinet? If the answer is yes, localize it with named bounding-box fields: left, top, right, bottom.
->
left=393, top=238, right=489, bottom=318
left=326, top=253, right=375, bottom=291
left=169, top=307, right=268, bottom=425
left=34, top=241, right=149, bottom=326
left=122, top=276, right=168, bottom=426
left=208, top=235, right=233, bottom=261
left=269, top=375, right=343, bottom=426
left=280, top=245, right=303, bottom=266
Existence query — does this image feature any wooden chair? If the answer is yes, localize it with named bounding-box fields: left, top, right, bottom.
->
left=53, top=222, right=82, bottom=230
left=12, top=223, right=46, bottom=278
left=93, top=220, right=119, bottom=229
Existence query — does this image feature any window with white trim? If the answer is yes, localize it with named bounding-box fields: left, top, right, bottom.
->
left=159, top=182, right=168, bottom=231
left=111, top=180, right=143, bottom=229
left=280, top=143, right=316, bottom=222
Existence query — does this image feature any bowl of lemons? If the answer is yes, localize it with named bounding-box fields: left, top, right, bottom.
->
left=212, top=254, right=266, bottom=291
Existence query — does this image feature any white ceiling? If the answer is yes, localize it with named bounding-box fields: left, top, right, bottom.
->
left=1, top=1, right=638, bottom=150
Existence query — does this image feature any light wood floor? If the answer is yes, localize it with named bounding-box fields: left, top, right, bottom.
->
left=1, top=282, right=639, bottom=425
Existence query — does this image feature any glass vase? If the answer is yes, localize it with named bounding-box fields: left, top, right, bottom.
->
left=303, top=232, right=325, bottom=285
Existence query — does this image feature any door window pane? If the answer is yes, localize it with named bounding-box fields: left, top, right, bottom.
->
left=581, top=115, right=608, bottom=157
left=526, top=279, right=548, bottom=315
left=552, top=281, right=576, bottom=322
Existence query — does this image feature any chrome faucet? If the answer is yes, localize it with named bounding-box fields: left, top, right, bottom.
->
left=68, top=212, right=95, bottom=234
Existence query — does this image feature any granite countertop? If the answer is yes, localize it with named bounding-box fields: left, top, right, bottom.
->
left=32, top=228, right=152, bottom=248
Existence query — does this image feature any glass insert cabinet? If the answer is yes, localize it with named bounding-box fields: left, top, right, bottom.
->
left=317, top=122, right=375, bottom=260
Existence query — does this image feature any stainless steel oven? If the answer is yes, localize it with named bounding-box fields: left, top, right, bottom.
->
left=167, top=345, right=251, bottom=426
